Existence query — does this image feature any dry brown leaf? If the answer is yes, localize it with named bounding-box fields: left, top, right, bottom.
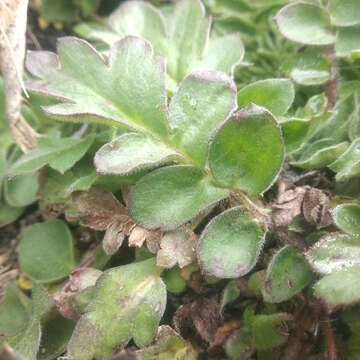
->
left=0, top=0, right=38, bottom=152
left=156, top=229, right=197, bottom=269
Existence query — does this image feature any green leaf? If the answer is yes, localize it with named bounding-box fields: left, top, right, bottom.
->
left=329, top=138, right=360, bottom=182
left=348, top=104, right=360, bottom=141
left=162, top=267, right=186, bottom=294
left=284, top=49, right=330, bottom=86
left=329, top=0, right=360, bottom=27
left=41, top=0, right=77, bottom=23
left=129, top=165, right=229, bottom=230
left=276, top=2, right=335, bottom=46
left=252, top=313, right=293, bottom=350
left=26, top=36, right=168, bottom=136
left=19, top=219, right=76, bottom=283
left=0, top=283, right=31, bottom=338
left=137, top=325, right=197, bottom=360
left=237, top=79, right=295, bottom=116
left=67, top=258, right=166, bottom=360
left=199, top=34, right=245, bottom=75
left=314, top=265, right=360, bottom=309
left=107, top=1, right=167, bottom=55
left=280, top=118, right=310, bottom=154
left=225, top=327, right=254, bottom=360
left=306, top=233, right=360, bottom=275
left=167, top=0, right=210, bottom=82
left=9, top=136, right=94, bottom=176
left=38, top=314, right=75, bottom=360
left=262, top=246, right=313, bottom=303
left=8, top=320, right=41, bottom=360
left=334, top=204, right=360, bottom=236
left=0, top=203, right=24, bottom=228
left=291, top=139, right=349, bottom=170
left=169, top=70, right=237, bottom=167
left=221, top=280, right=241, bottom=310
left=336, top=27, right=360, bottom=57
left=94, top=132, right=183, bottom=176
left=4, top=173, right=39, bottom=207
left=209, top=104, right=284, bottom=194
left=197, top=207, right=265, bottom=278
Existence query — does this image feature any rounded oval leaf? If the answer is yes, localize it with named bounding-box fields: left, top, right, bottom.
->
left=305, top=233, right=360, bottom=275
left=334, top=204, right=360, bottom=236
left=237, top=79, right=295, bottom=116
left=129, top=165, right=229, bottom=230
left=197, top=207, right=265, bottom=278
left=329, top=0, right=360, bottom=27
left=19, top=219, right=76, bottom=283
left=4, top=173, right=39, bottom=207
left=276, top=3, right=335, bottom=46
left=94, top=133, right=183, bottom=175
left=209, top=104, right=284, bottom=194
left=262, top=246, right=314, bottom=303
left=314, top=266, right=360, bottom=309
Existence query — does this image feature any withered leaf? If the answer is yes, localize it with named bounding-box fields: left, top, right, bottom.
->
left=157, top=229, right=197, bottom=269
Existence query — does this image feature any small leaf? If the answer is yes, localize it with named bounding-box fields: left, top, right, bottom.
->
left=209, top=104, right=284, bottom=194
left=291, top=139, right=349, bottom=170
left=169, top=70, right=237, bottom=167
left=0, top=283, right=31, bottom=338
left=167, top=0, right=210, bottom=82
left=199, top=33, right=245, bottom=75
left=67, top=258, right=166, bottom=360
left=314, top=266, right=360, bottom=309
left=252, top=313, right=293, bottom=350
left=162, top=267, right=186, bottom=294
left=305, top=233, right=360, bottom=275
left=237, top=79, right=295, bottom=116
left=129, top=165, right=229, bottom=230
left=329, top=138, right=360, bottom=182
left=275, top=2, right=335, bottom=46
left=262, top=246, right=313, bottom=303
left=4, top=173, right=39, bottom=207
left=197, top=207, right=265, bottom=279
left=8, top=320, right=41, bottom=360
left=157, top=230, right=196, bottom=269
left=225, top=327, right=254, bottom=360
left=334, top=204, right=360, bottom=236
left=280, top=118, right=310, bottom=154
left=136, top=325, right=197, bottom=360
left=19, top=219, right=76, bottom=283
left=329, top=0, right=360, bottom=27
left=221, top=280, right=240, bottom=311
left=336, top=27, right=360, bottom=58
left=94, top=132, right=183, bottom=176
left=284, top=49, right=330, bottom=86
left=9, top=136, right=94, bottom=176
left=26, top=36, right=168, bottom=136
left=107, top=1, right=167, bottom=54
left=0, top=203, right=24, bottom=228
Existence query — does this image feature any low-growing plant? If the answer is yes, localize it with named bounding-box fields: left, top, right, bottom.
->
left=1, top=0, right=360, bottom=359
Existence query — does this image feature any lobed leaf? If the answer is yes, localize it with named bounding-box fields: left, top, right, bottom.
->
left=94, top=132, right=184, bottom=176
left=129, top=165, right=229, bottom=230
left=262, top=246, right=314, bottom=303
left=197, top=207, right=265, bottom=279
left=26, top=36, right=168, bottom=136
left=67, top=258, right=166, bottom=360
left=275, top=2, right=336, bottom=46
left=169, top=70, right=237, bottom=167
left=237, top=79, right=295, bottom=116
left=209, top=104, right=284, bottom=194
left=19, top=220, right=76, bottom=283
